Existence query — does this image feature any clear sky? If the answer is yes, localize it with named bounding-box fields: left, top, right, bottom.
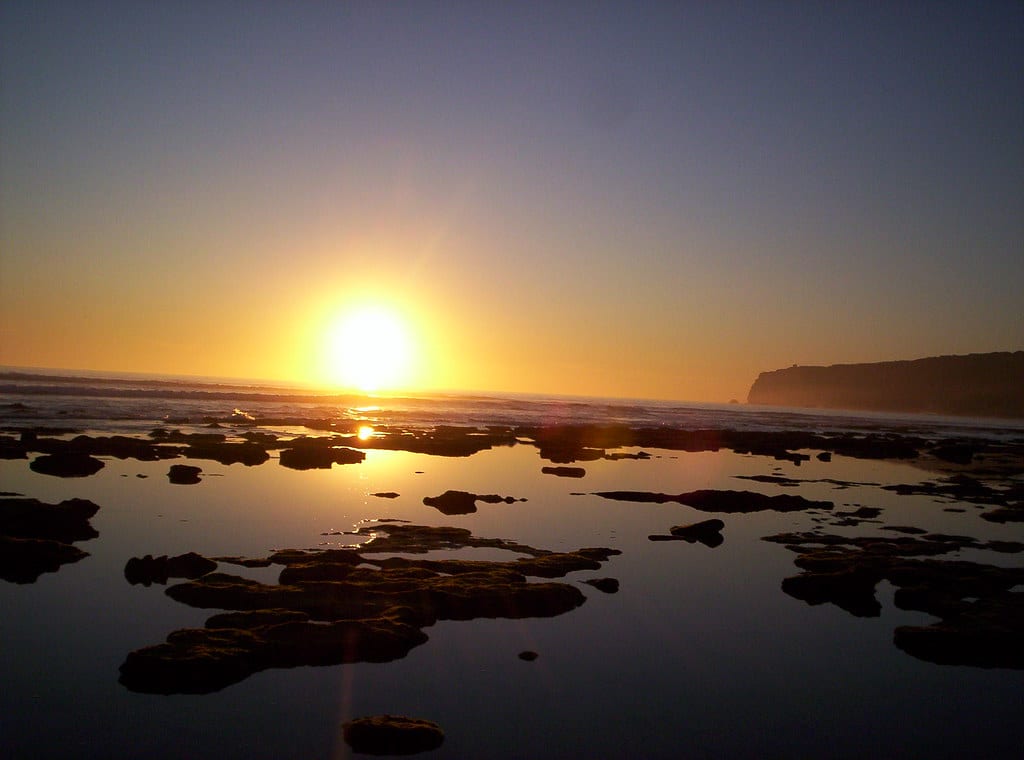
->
left=2, top=1, right=1021, bottom=402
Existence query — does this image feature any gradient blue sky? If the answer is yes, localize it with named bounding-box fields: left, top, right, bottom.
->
left=2, top=1, right=1021, bottom=401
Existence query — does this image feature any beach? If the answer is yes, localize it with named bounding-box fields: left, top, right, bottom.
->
left=2, top=372, right=1023, bottom=758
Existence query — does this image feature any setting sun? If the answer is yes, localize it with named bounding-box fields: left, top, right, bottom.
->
left=322, top=305, right=415, bottom=392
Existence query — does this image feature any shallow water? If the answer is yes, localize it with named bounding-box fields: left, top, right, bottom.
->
left=2, top=374, right=1023, bottom=757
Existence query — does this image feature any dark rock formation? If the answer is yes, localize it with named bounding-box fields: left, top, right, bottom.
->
left=542, top=466, right=586, bottom=478
left=649, top=519, right=726, bottom=548
left=342, top=715, right=444, bottom=755
left=0, top=497, right=100, bottom=582
left=183, top=441, right=269, bottom=466
left=0, top=535, right=89, bottom=584
left=279, top=445, right=365, bottom=470
left=583, top=577, right=620, bottom=593
left=422, top=490, right=525, bottom=516
left=747, top=352, right=1024, bottom=418
left=763, top=531, right=1024, bottom=667
left=518, top=650, right=539, bottom=661
left=372, top=491, right=400, bottom=499
left=29, top=453, right=105, bottom=477
left=168, top=464, right=202, bottom=484
left=119, top=524, right=619, bottom=694
left=124, top=552, right=218, bottom=586
left=595, top=489, right=833, bottom=513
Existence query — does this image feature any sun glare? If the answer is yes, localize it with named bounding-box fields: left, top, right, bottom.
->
left=323, top=305, right=414, bottom=392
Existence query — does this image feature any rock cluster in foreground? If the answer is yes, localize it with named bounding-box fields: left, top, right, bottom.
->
left=119, top=524, right=619, bottom=694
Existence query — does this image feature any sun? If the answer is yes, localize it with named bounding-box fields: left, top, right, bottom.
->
left=323, top=305, right=414, bottom=392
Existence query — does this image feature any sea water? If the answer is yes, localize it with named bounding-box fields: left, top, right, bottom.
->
left=1, top=369, right=1022, bottom=758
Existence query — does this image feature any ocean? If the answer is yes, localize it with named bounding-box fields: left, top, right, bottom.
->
left=2, top=368, right=1022, bottom=759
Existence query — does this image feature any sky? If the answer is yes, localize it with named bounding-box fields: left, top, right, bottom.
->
left=1, top=1, right=1021, bottom=402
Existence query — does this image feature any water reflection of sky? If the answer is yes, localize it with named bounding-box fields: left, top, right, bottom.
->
left=1, top=441, right=1022, bottom=758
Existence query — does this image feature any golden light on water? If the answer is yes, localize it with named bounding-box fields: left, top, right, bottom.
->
left=321, top=305, right=415, bottom=392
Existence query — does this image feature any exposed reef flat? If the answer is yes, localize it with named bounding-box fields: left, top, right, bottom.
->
left=763, top=531, right=1024, bottom=667
left=7, top=423, right=1022, bottom=486
left=0, top=497, right=100, bottom=583
left=119, top=524, right=619, bottom=694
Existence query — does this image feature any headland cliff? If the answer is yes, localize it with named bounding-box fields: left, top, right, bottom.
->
left=747, top=352, right=1024, bottom=418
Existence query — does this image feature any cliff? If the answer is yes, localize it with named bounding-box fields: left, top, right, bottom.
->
left=746, top=352, right=1024, bottom=418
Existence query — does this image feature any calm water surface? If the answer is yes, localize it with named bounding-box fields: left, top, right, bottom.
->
left=1, top=373, right=1022, bottom=758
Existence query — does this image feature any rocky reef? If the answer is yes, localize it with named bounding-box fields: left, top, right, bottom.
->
left=119, top=524, right=619, bottom=694
left=763, top=531, right=1024, bottom=667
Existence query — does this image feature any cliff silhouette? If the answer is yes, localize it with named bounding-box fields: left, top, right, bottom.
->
left=747, top=352, right=1024, bottom=418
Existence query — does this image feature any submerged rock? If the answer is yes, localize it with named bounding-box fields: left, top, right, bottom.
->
left=342, top=715, right=444, bottom=755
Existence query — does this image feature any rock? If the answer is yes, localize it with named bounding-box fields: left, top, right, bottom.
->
left=372, top=491, right=400, bottom=498
left=583, top=577, right=619, bottom=593
left=518, top=650, right=539, bottom=661
left=0, top=497, right=100, bottom=543
left=119, top=524, right=620, bottom=693
left=422, top=490, right=524, bottom=516
left=0, top=535, right=89, bottom=584
left=0, top=497, right=100, bottom=583
left=764, top=531, right=1024, bottom=665
left=342, top=715, right=444, bottom=755
left=184, top=441, right=270, bottom=466
left=168, top=464, right=202, bottom=484
left=542, top=466, right=586, bottom=478
left=29, top=453, right=104, bottom=477
left=279, top=446, right=365, bottom=470
left=124, top=552, right=217, bottom=585
left=595, top=489, right=833, bottom=513
left=669, top=519, right=726, bottom=548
